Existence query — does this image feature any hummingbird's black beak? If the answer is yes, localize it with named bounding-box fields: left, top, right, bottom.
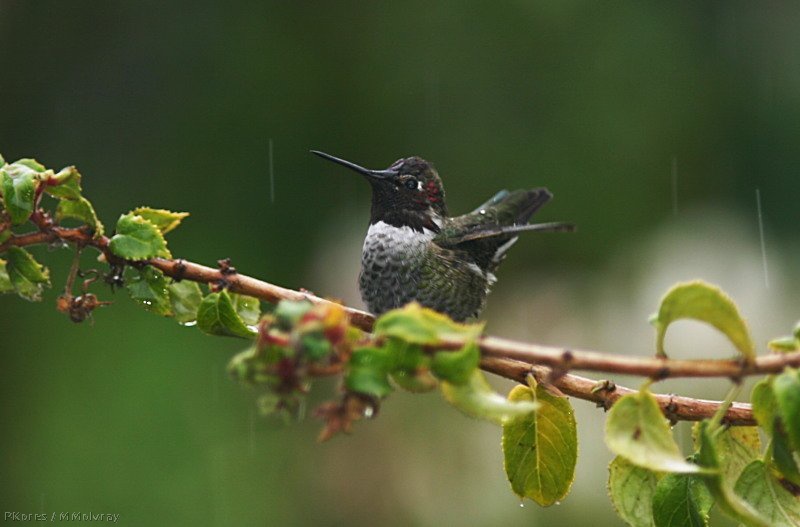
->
left=311, top=150, right=397, bottom=180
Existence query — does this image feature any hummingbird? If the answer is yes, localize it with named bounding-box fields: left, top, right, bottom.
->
left=312, top=151, right=574, bottom=322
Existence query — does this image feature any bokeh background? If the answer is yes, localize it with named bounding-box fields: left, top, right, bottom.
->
left=2, top=2, right=799, bottom=526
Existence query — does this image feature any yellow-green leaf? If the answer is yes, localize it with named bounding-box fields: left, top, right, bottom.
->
left=651, top=280, right=754, bottom=360
left=109, top=213, right=170, bottom=260
left=502, top=380, right=577, bottom=506
left=695, top=422, right=769, bottom=527
left=441, top=370, right=538, bottom=425
left=692, top=423, right=761, bottom=485
left=45, top=166, right=83, bottom=199
left=374, top=302, right=484, bottom=345
left=608, top=456, right=660, bottom=527
left=751, top=378, right=777, bottom=436
left=605, top=388, right=702, bottom=473
left=55, top=196, right=104, bottom=236
left=773, top=368, right=800, bottom=452
left=734, top=460, right=800, bottom=527
left=129, top=207, right=189, bottom=234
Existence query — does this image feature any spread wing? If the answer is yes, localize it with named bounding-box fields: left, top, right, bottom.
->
left=435, top=188, right=574, bottom=269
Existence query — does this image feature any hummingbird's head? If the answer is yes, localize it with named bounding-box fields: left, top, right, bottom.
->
left=312, top=151, right=447, bottom=232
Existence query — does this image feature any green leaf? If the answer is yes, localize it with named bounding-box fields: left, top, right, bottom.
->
left=441, top=370, right=538, bottom=425
left=4, top=246, right=50, bottom=301
left=55, top=196, right=104, bottom=236
left=129, top=207, right=189, bottom=234
left=0, top=258, right=13, bottom=294
left=45, top=166, right=83, bottom=199
left=387, top=339, right=438, bottom=393
left=1, top=163, right=38, bottom=225
left=769, top=336, right=799, bottom=353
left=502, top=379, right=577, bottom=506
left=734, top=460, right=800, bottom=527
left=773, top=368, right=800, bottom=452
left=605, top=388, right=701, bottom=473
left=0, top=153, right=5, bottom=167
left=345, top=346, right=394, bottom=399
left=652, top=472, right=713, bottom=527
left=751, top=378, right=778, bottom=436
left=0, top=229, right=10, bottom=244
left=374, top=302, right=484, bottom=345
left=196, top=290, right=257, bottom=338
left=108, top=213, right=170, bottom=260
left=651, top=280, right=754, bottom=359
left=695, top=422, right=769, bottom=527
left=773, top=420, right=800, bottom=486
left=231, top=293, right=260, bottom=326
left=15, top=158, right=46, bottom=172
left=431, top=341, right=480, bottom=385
left=274, top=300, right=314, bottom=329
left=126, top=266, right=171, bottom=316
left=692, top=423, right=761, bottom=485
left=608, top=456, right=660, bottom=527
left=167, top=280, right=203, bottom=325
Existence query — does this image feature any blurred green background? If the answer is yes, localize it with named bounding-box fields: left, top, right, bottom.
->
left=2, top=2, right=799, bottom=526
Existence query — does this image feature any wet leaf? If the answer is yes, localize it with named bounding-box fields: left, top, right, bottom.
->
left=167, top=280, right=203, bottom=325
left=45, top=166, right=83, bottom=199
left=441, top=370, right=538, bottom=425
left=608, top=456, right=660, bottom=527
left=129, top=207, right=189, bottom=234
left=1, top=162, right=38, bottom=225
left=126, top=266, right=171, bottom=316
left=773, top=368, right=800, bottom=452
left=374, top=302, right=484, bottom=345
left=4, top=246, right=50, bottom=301
left=55, top=196, right=104, bottom=236
left=196, top=290, right=256, bottom=338
left=388, top=340, right=438, bottom=393
left=502, top=379, right=577, bottom=506
left=605, top=388, right=701, bottom=473
left=734, top=460, right=800, bottom=527
left=431, top=341, right=480, bottom=385
left=651, top=472, right=713, bottom=527
left=109, top=213, right=170, bottom=260
left=231, top=293, right=260, bottom=326
left=345, top=346, right=394, bottom=399
left=0, top=258, right=13, bottom=294
left=651, top=281, right=754, bottom=359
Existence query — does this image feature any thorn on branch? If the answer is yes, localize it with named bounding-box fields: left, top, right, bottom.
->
left=211, top=257, right=237, bottom=291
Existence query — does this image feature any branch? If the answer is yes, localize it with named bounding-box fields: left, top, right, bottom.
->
left=6, top=225, right=799, bottom=426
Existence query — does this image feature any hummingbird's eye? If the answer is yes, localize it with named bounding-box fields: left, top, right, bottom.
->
left=403, top=178, right=419, bottom=191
